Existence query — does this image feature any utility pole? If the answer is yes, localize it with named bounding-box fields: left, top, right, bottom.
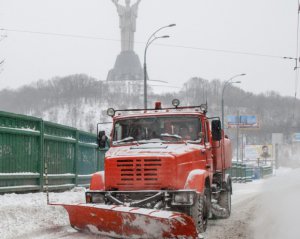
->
left=236, top=110, right=240, bottom=162
left=0, top=31, right=7, bottom=74
left=241, top=133, right=245, bottom=163
left=0, top=60, right=4, bottom=74
left=221, top=73, right=245, bottom=130
left=143, top=24, right=175, bottom=109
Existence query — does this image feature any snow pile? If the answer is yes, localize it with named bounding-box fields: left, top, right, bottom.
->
left=273, top=166, right=292, bottom=176
left=0, top=172, right=40, bottom=176
left=0, top=189, right=85, bottom=239
left=252, top=167, right=300, bottom=239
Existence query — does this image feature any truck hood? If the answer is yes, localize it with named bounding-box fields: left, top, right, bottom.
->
left=106, top=143, right=204, bottom=158
left=105, top=143, right=206, bottom=191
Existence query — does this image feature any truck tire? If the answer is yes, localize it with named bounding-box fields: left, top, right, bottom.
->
left=218, top=189, right=231, bottom=218
left=211, top=179, right=232, bottom=219
left=190, top=190, right=209, bottom=233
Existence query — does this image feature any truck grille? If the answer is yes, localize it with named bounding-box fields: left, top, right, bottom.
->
left=116, top=158, right=162, bottom=186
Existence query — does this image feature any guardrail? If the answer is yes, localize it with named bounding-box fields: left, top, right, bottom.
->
left=0, top=111, right=104, bottom=193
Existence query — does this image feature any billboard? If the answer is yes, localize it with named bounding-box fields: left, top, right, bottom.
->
left=227, top=115, right=259, bottom=128
left=244, top=145, right=273, bottom=160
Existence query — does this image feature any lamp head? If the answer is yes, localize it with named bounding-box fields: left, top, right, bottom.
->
left=172, top=99, right=180, bottom=107
left=107, top=108, right=115, bottom=117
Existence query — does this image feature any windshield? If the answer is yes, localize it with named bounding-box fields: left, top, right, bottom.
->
left=112, top=116, right=201, bottom=145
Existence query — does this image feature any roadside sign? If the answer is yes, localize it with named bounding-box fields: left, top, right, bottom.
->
left=244, top=145, right=273, bottom=160
left=292, top=133, right=300, bottom=142
left=227, top=115, right=259, bottom=128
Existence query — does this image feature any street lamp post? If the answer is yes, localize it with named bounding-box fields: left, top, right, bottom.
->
left=221, top=73, right=246, bottom=130
left=237, top=109, right=240, bottom=162
left=143, top=24, right=176, bottom=109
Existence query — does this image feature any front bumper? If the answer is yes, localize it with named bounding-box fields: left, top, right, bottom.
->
left=85, top=189, right=197, bottom=207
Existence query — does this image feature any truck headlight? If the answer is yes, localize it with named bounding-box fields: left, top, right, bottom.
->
left=172, top=192, right=194, bottom=205
left=86, top=193, right=105, bottom=203
left=91, top=193, right=105, bottom=203
left=174, top=193, right=189, bottom=203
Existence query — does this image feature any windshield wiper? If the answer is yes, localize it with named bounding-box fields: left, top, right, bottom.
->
left=185, top=139, right=202, bottom=144
left=113, top=136, right=136, bottom=145
left=160, top=133, right=182, bottom=139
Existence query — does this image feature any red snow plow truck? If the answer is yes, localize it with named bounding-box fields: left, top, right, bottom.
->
left=59, top=100, right=233, bottom=238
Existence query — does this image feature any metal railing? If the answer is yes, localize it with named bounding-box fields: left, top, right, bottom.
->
left=228, top=162, right=273, bottom=183
left=0, top=111, right=104, bottom=193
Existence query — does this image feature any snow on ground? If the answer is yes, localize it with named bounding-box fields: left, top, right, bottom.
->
left=251, top=167, right=300, bottom=239
left=0, top=167, right=298, bottom=239
left=203, top=176, right=265, bottom=239
left=204, top=167, right=300, bottom=239
left=0, top=188, right=86, bottom=239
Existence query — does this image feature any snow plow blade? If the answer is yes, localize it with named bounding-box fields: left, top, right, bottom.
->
left=55, top=203, right=198, bottom=238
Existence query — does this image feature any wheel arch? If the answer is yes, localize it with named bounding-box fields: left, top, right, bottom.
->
left=89, top=171, right=105, bottom=190
left=184, top=169, right=211, bottom=193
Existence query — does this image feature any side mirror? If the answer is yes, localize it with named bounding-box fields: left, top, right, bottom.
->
left=98, top=131, right=108, bottom=149
left=211, top=120, right=222, bottom=141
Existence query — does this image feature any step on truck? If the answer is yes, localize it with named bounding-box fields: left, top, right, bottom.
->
left=58, top=99, right=233, bottom=238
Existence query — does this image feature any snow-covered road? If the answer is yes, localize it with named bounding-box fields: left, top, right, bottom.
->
left=204, top=167, right=300, bottom=239
left=1, top=168, right=299, bottom=239
left=252, top=168, right=300, bottom=239
left=202, top=178, right=263, bottom=239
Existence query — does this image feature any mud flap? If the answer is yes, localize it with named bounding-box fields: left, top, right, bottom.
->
left=53, top=203, right=198, bottom=239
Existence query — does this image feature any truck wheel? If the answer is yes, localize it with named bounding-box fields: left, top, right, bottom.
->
left=191, top=191, right=209, bottom=233
left=218, top=189, right=231, bottom=218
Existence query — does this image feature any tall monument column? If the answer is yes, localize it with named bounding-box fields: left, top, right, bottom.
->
left=107, top=0, right=143, bottom=86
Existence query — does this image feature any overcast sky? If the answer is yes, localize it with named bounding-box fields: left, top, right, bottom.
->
left=0, top=0, right=298, bottom=96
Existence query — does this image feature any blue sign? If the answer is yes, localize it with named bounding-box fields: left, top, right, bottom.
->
left=227, top=115, right=259, bottom=128
left=292, top=133, right=300, bottom=142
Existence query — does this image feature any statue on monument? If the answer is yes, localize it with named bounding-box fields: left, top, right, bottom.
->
left=111, top=0, right=141, bottom=52
left=107, top=0, right=143, bottom=87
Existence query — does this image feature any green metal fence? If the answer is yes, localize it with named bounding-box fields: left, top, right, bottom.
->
left=0, top=111, right=103, bottom=193
left=228, top=162, right=273, bottom=183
